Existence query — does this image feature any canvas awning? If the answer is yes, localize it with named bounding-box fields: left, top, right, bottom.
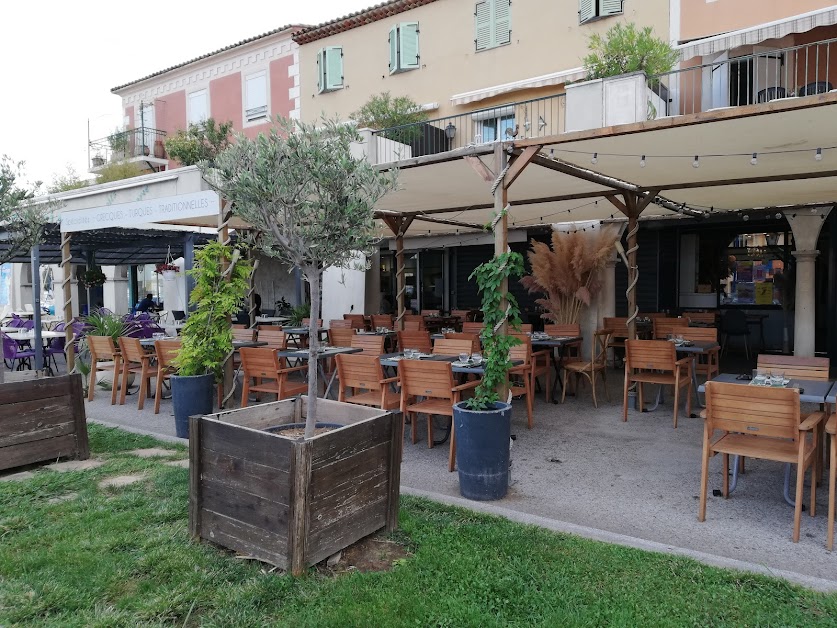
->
left=678, top=6, right=837, bottom=60
left=450, top=67, right=587, bottom=106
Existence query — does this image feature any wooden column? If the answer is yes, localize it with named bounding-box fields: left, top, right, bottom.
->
left=60, top=231, right=75, bottom=371
left=382, top=216, right=413, bottom=331
left=494, top=144, right=510, bottom=399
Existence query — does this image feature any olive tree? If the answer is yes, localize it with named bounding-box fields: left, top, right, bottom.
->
left=205, top=117, right=398, bottom=437
left=0, top=156, right=50, bottom=265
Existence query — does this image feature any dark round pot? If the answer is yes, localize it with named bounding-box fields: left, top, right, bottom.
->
left=170, top=374, right=214, bottom=439
left=265, top=422, right=343, bottom=436
left=453, top=401, right=512, bottom=501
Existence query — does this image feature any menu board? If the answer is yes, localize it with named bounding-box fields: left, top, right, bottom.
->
left=754, top=282, right=773, bottom=305
left=736, top=261, right=753, bottom=283
left=736, top=282, right=754, bottom=303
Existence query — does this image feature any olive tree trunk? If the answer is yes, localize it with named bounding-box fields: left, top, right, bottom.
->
left=304, top=268, right=320, bottom=438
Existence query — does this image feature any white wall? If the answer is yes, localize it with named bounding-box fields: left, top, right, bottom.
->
left=321, top=253, right=367, bottom=325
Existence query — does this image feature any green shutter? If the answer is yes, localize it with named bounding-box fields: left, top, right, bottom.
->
left=475, top=1, right=492, bottom=51
left=389, top=25, right=398, bottom=74
left=316, top=48, right=324, bottom=93
left=579, top=0, right=595, bottom=23
left=399, top=22, right=420, bottom=70
left=600, top=0, right=623, bottom=16
left=325, top=46, right=344, bottom=91
left=494, top=0, right=511, bottom=46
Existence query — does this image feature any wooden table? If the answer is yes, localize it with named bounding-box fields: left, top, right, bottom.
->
left=530, top=335, right=583, bottom=403
left=255, top=316, right=290, bottom=325
left=276, top=346, right=361, bottom=398
left=423, top=316, right=461, bottom=333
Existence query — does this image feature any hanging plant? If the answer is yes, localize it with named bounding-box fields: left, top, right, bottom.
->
left=155, top=262, right=179, bottom=281
left=79, top=268, right=106, bottom=289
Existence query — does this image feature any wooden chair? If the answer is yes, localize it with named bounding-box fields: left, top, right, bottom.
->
left=329, top=327, right=355, bottom=347
left=153, top=339, right=180, bottom=414
left=335, top=353, right=400, bottom=411
left=443, top=332, right=480, bottom=354
left=622, top=339, right=692, bottom=428
left=258, top=328, right=288, bottom=351
left=433, top=338, right=474, bottom=357
left=518, top=323, right=533, bottom=333
left=329, top=319, right=352, bottom=329
left=420, top=309, right=440, bottom=316
left=652, top=317, right=686, bottom=339
left=685, top=311, right=717, bottom=326
left=370, top=314, right=393, bottom=329
left=231, top=324, right=249, bottom=330
left=117, top=337, right=154, bottom=410
left=232, top=327, right=257, bottom=343
left=543, top=323, right=583, bottom=364
left=86, top=335, right=122, bottom=404
left=826, top=414, right=836, bottom=551
left=511, top=333, right=551, bottom=403
left=508, top=340, right=535, bottom=429
left=239, top=347, right=307, bottom=407
left=301, top=318, right=323, bottom=327
left=402, top=319, right=422, bottom=331
left=699, top=381, right=824, bottom=543
left=461, top=321, right=484, bottom=335
left=404, top=314, right=425, bottom=330
left=562, top=330, right=612, bottom=408
left=449, top=309, right=472, bottom=322
left=350, top=334, right=385, bottom=356
left=603, top=316, right=629, bottom=359
left=672, top=326, right=720, bottom=381
left=397, top=330, right=432, bottom=354
left=398, top=359, right=478, bottom=471
left=343, top=314, right=366, bottom=330
left=756, top=355, right=830, bottom=381
left=644, top=312, right=668, bottom=319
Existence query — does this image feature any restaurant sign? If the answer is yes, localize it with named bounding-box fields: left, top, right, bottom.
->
left=60, top=190, right=219, bottom=232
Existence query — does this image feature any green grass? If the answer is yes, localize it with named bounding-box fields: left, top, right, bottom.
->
left=1, top=424, right=836, bottom=627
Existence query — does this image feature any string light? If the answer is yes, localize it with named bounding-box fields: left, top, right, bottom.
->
left=776, top=213, right=782, bottom=219
left=750, top=152, right=758, bottom=166
left=591, top=152, right=598, bottom=165
left=816, top=148, right=823, bottom=161
left=692, top=155, right=700, bottom=168
left=743, top=215, right=750, bottom=221
left=640, top=155, right=646, bottom=168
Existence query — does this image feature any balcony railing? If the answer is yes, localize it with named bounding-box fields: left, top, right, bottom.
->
left=372, top=93, right=566, bottom=164
left=648, top=37, right=837, bottom=117
left=88, top=126, right=168, bottom=170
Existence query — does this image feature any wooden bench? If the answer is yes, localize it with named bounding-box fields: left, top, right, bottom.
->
left=0, top=374, right=88, bottom=472
left=623, top=340, right=692, bottom=428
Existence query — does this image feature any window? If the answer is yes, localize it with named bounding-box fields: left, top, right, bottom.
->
left=389, top=22, right=420, bottom=74
left=474, top=0, right=511, bottom=52
left=720, top=232, right=791, bottom=307
left=244, top=72, right=268, bottom=122
left=317, top=47, right=344, bottom=93
left=187, top=90, right=208, bottom=125
left=579, top=0, right=623, bottom=24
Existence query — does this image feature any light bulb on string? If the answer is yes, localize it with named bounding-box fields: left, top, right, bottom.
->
left=591, top=152, right=598, bottom=165
left=750, top=153, right=758, bottom=166
left=776, top=213, right=782, bottom=219
left=692, top=155, right=700, bottom=168
left=640, top=155, right=646, bottom=168
left=743, top=214, right=750, bottom=221
left=816, top=148, right=823, bottom=161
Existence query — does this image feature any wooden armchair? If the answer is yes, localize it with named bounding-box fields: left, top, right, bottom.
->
left=420, top=309, right=440, bottom=316
left=329, top=319, right=352, bottom=329
left=449, top=309, right=473, bottom=323
left=343, top=314, right=367, bottom=330
left=86, top=335, right=122, bottom=404
left=756, top=355, right=830, bottom=381
left=370, top=314, right=394, bottom=329
left=562, top=330, right=612, bottom=408
left=461, top=321, right=484, bottom=335
left=443, top=332, right=480, bottom=354
left=685, top=311, right=717, bottom=326
left=239, top=347, right=307, bottom=407
left=402, top=319, right=422, bottom=331
left=258, top=328, right=288, bottom=351
left=603, top=317, right=629, bottom=364
left=328, top=327, right=356, bottom=348
left=335, top=353, right=400, bottom=411
left=399, top=359, right=479, bottom=471
left=672, top=326, right=720, bottom=381
left=511, top=333, right=551, bottom=403
left=117, top=337, right=154, bottom=410
left=404, top=314, right=425, bottom=330
left=508, top=340, right=534, bottom=429
left=153, top=339, right=181, bottom=414
left=622, top=339, right=692, bottom=428
left=700, top=381, right=824, bottom=543
left=652, top=317, right=686, bottom=339
left=351, top=334, right=385, bottom=356
left=432, top=338, right=474, bottom=357
left=397, top=330, right=432, bottom=354
left=543, top=323, right=582, bottom=364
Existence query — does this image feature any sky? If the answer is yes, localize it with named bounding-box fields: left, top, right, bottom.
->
left=0, top=0, right=375, bottom=189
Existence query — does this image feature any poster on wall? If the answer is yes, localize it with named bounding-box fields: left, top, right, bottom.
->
left=0, top=264, right=11, bottom=306
left=736, top=261, right=754, bottom=283
left=754, top=282, right=773, bottom=305
left=736, top=282, right=755, bottom=303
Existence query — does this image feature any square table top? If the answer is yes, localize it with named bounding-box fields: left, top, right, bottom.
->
left=280, top=327, right=310, bottom=335
left=4, top=330, right=65, bottom=340
left=673, top=340, right=720, bottom=354
left=276, top=346, right=361, bottom=360
left=530, top=335, right=583, bottom=347
left=379, top=352, right=521, bottom=374
left=699, top=373, right=833, bottom=404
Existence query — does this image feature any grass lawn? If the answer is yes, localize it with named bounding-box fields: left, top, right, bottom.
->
left=1, top=425, right=836, bottom=627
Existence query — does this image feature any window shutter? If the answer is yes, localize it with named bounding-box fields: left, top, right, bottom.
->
left=475, top=1, right=492, bottom=51
left=579, top=0, right=595, bottom=23
left=389, top=25, right=398, bottom=74
left=317, top=48, right=324, bottom=93
left=494, top=0, right=511, bottom=46
left=399, top=22, right=420, bottom=70
left=600, top=0, right=623, bottom=16
left=325, top=46, right=344, bottom=91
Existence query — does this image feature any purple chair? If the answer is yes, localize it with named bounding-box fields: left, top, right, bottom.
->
left=2, top=332, right=35, bottom=371
left=45, top=323, right=66, bottom=373
left=8, top=315, right=25, bottom=328
left=21, top=320, right=35, bottom=330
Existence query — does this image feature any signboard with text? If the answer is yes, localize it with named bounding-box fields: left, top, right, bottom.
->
left=60, top=190, right=219, bottom=232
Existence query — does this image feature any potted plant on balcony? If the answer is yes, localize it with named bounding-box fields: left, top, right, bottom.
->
left=154, top=262, right=179, bottom=282
left=107, top=128, right=129, bottom=161
left=91, top=154, right=105, bottom=168
left=453, top=219, right=525, bottom=501
left=171, top=241, right=251, bottom=438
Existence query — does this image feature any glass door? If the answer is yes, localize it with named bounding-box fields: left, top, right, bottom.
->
left=419, top=250, right=445, bottom=313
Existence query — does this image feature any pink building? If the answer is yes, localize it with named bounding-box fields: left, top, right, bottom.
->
left=90, top=25, right=303, bottom=173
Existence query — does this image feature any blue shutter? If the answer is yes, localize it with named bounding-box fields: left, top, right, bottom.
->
left=388, top=25, right=398, bottom=74
left=600, top=0, right=623, bottom=16
left=325, top=46, right=344, bottom=91
left=494, top=0, right=511, bottom=46
left=475, top=1, right=492, bottom=51
left=579, top=0, right=596, bottom=23
left=399, top=22, right=420, bottom=70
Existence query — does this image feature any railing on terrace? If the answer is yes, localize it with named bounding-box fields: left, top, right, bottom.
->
left=648, top=37, right=837, bottom=117
left=372, top=93, right=566, bottom=164
left=88, top=126, right=168, bottom=170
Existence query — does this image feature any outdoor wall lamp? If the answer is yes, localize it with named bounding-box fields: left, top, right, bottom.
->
left=444, top=122, right=456, bottom=140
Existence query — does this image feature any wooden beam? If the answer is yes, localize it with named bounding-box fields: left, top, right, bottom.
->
left=503, top=145, right=542, bottom=189
left=529, top=154, right=640, bottom=193
left=647, top=169, right=837, bottom=192
left=410, top=215, right=487, bottom=230
left=464, top=156, right=494, bottom=183
left=374, top=144, right=493, bottom=171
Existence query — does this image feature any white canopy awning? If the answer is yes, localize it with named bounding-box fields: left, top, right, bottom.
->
left=450, top=67, right=587, bottom=106
left=678, top=6, right=837, bottom=60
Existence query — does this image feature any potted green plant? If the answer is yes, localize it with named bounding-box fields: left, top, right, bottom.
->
left=107, top=128, right=129, bottom=161
left=79, top=268, right=106, bottom=289
left=171, top=241, right=251, bottom=438
left=453, top=222, right=525, bottom=501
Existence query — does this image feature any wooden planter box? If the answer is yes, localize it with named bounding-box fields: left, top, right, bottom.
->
left=189, top=396, right=401, bottom=574
left=0, top=374, right=89, bottom=472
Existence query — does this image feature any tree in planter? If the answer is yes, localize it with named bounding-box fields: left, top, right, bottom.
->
left=582, top=22, right=679, bottom=80
left=350, top=92, right=427, bottom=145
left=175, top=241, right=252, bottom=380
left=164, top=118, right=233, bottom=167
left=205, top=117, right=398, bottom=437
left=0, top=156, right=50, bottom=265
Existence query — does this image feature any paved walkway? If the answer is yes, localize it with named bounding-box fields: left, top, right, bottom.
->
left=83, top=375, right=837, bottom=591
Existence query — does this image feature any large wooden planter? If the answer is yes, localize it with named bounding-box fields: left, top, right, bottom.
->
left=0, top=374, right=89, bottom=472
left=189, top=396, right=401, bottom=574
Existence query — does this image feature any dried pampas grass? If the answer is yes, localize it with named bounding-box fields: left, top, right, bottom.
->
left=521, top=225, right=620, bottom=324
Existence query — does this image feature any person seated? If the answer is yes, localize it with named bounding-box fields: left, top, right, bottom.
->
left=136, top=293, right=156, bottom=313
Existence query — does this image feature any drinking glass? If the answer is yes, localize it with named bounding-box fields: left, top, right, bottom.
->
left=676, top=335, right=684, bottom=344
left=458, top=352, right=470, bottom=364
left=666, top=333, right=674, bottom=342
left=772, top=370, right=786, bottom=386
left=471, top=353, right=483, bottom=365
